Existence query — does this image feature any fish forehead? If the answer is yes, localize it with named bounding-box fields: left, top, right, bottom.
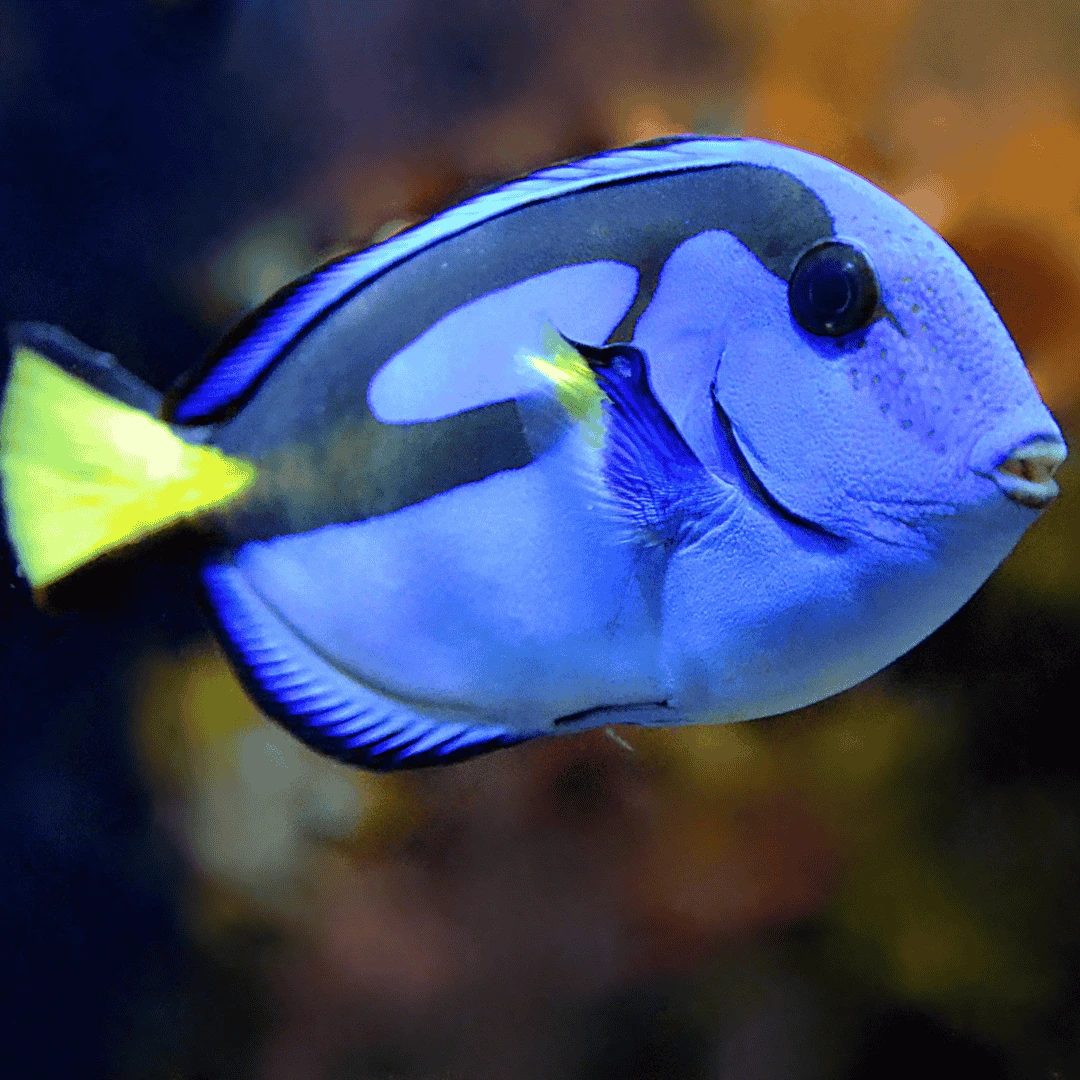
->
left=707, top=146, right=1052, bottom=489
left=762, top=149, right=1038, bottom=413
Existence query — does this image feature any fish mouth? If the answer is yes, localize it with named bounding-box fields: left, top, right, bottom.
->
left=990, top=437, right=1067, bottom=509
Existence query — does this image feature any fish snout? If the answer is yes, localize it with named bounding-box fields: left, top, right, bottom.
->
left=986, top=437, right=1068, bottom=509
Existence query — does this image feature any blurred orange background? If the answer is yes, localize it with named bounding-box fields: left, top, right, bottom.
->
left=4, top=2, right=1080, bottom=1078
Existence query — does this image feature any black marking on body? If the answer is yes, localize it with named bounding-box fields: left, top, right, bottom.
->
left=212, top=163, right=834, bottom=539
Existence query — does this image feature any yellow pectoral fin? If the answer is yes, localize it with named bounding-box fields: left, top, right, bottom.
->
left=523, top=326, right=607, bottom=448
left=0, top=347, right=256, bottom=589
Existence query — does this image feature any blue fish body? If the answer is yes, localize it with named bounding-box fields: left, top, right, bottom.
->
left=6, top=137, right=1066, bottom=769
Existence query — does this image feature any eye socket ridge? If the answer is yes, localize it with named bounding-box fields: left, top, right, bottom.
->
left=788, top=241, right=881, bottom=338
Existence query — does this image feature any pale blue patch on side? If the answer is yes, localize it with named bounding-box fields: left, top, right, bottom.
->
left=202, top=559, right=530, bottom=770
left=632, top=231, right=751, bottom=477
left=367, top=261, right=638, bottom=423
left=171, top=137, right=824, bottom=423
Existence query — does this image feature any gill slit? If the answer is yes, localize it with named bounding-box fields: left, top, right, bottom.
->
left=710, top=380, right=847, bottom=544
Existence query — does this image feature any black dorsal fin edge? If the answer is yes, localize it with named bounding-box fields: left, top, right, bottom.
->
left=6, top=322, right=163, bottom=416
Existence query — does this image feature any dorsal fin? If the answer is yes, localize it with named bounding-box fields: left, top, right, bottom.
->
left=167, top=136, right=754, bottom=425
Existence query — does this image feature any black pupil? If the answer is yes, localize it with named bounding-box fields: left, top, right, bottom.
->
left=808, top=264, right=853, bottom=315
left=788, top=242, right=880, bottom=338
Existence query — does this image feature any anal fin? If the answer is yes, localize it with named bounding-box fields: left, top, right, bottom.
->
left=201, top=560, right=530, bottom=770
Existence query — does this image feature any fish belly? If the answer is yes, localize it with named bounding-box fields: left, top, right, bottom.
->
left=223, top=437, right=664, bottom=729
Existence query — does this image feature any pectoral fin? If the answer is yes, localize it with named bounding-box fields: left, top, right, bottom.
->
left=528, top=333, right=735, bottom=543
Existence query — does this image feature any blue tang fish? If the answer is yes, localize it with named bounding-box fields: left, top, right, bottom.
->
left=0, top=136, right=1067, bottom=770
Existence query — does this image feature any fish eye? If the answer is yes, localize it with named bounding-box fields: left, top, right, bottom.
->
left=788, top=241, right=881, bottom=337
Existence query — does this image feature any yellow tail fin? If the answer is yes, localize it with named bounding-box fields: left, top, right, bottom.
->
left=1, top=346, right=256, bottom=589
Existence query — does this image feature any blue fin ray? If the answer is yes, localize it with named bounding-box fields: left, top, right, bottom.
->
left=201, top=560, right=530, bottom=770
left=401, top=724, right=470, bottom=758
left=368, top=722, right=438, bottom=756
left=440, top=727, right=510, bottom=754
left=343, top=719, right=404, bottom=748
left=574, top=342, right=736, bottom=542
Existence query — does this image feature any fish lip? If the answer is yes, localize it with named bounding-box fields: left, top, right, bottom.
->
left=977, top=436, right=1068, bottom=509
